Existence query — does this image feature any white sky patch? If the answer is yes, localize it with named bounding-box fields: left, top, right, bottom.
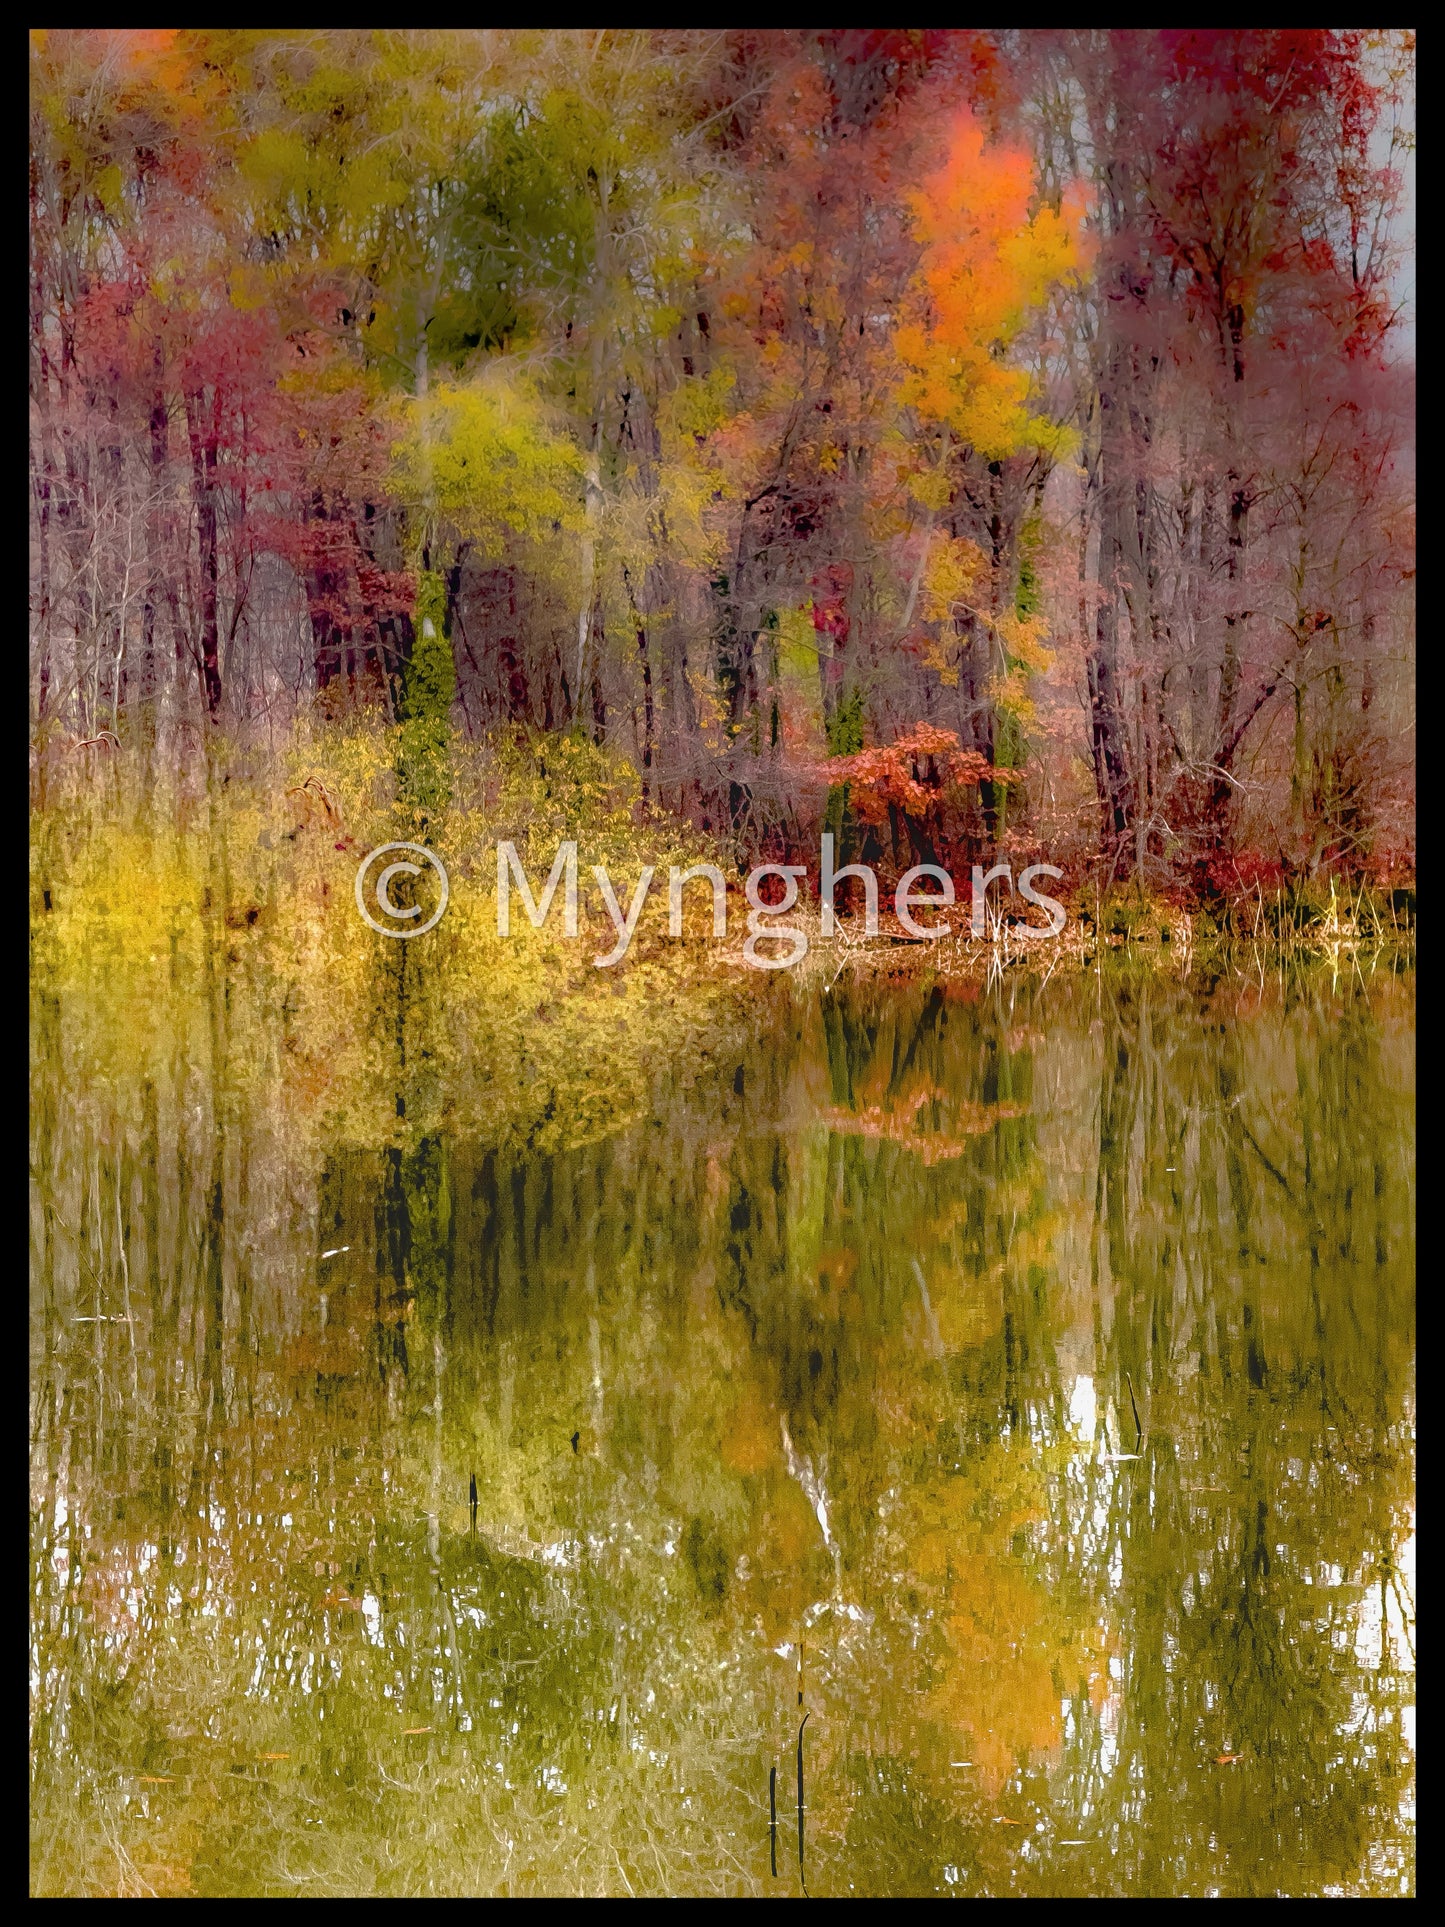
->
left=1069, top=1374, right=1097, bottom=1442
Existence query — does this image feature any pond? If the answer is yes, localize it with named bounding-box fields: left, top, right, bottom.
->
left=30, top=960, right=1415, bottom=1897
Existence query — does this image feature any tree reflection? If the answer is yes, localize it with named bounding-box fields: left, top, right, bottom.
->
left=30, top=959, right=1413, bottom=1895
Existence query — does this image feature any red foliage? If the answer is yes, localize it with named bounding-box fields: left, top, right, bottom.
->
left=1203, top=852, right=1286, bottom=901
left=810, top=562, right=854, bottom=661
left=823, top=722, right=1011, bottom=825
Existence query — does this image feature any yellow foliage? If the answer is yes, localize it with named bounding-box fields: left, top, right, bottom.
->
left=906, top=464, right=955, bottom=513
left=31, top=723, right=752, bottom=1164
left=920, top=532, right=988, bottom=626
left=391, top=367, right=584, bottom=560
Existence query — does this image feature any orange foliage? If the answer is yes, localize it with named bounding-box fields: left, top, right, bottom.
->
left=821, top=1096, right=1026, bottom=1166
left=920, top=1536, right=1093, bottom=1799
left=720, top=1387, right=776, bottom=1476
left=824, top=722, right=1011, bottom=825
left=895, top=111, right=1087, bottom=459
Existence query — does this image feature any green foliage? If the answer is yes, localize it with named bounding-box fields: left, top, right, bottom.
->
left=824, top=689, right=866, bottom=845
left=402, top=572, right=457, bottom=729
left=1015, top=514, right=1043, bottom=623
left=452, top=100, right=600, bottom=324
left=398, top=570, right=456, bottom=824
left=825, top=689, right=865, bottom=757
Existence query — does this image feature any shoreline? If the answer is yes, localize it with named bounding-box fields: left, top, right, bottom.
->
left=700, top=905, right=1416, bottom=985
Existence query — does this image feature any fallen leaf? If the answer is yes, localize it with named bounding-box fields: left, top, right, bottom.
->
left=993, top=1816, right=1023, bottom=1825
left=1215, top=1754, right=1244, bottom=1766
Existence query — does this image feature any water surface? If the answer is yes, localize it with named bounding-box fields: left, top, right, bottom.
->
left=30, top=962, right=1415, bottom=1896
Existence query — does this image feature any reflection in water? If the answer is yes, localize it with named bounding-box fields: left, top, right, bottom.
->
left=30, top=964, right=1414, bottom=1896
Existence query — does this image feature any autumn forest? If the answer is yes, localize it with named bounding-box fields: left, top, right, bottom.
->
left=30, top=31, right=1415, bottom=1901
left=30, top=29, right=1415, bottom=898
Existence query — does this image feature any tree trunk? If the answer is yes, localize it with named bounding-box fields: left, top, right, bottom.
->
left=141, top=357, right=168, bottom=725
left=184, top=386, right=223, bottom=718
left=624, top=565, right=654, bottom=799
left=304, top=496, right=353, bottom=696
left=1089, top=476, right=1136, bottom=854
